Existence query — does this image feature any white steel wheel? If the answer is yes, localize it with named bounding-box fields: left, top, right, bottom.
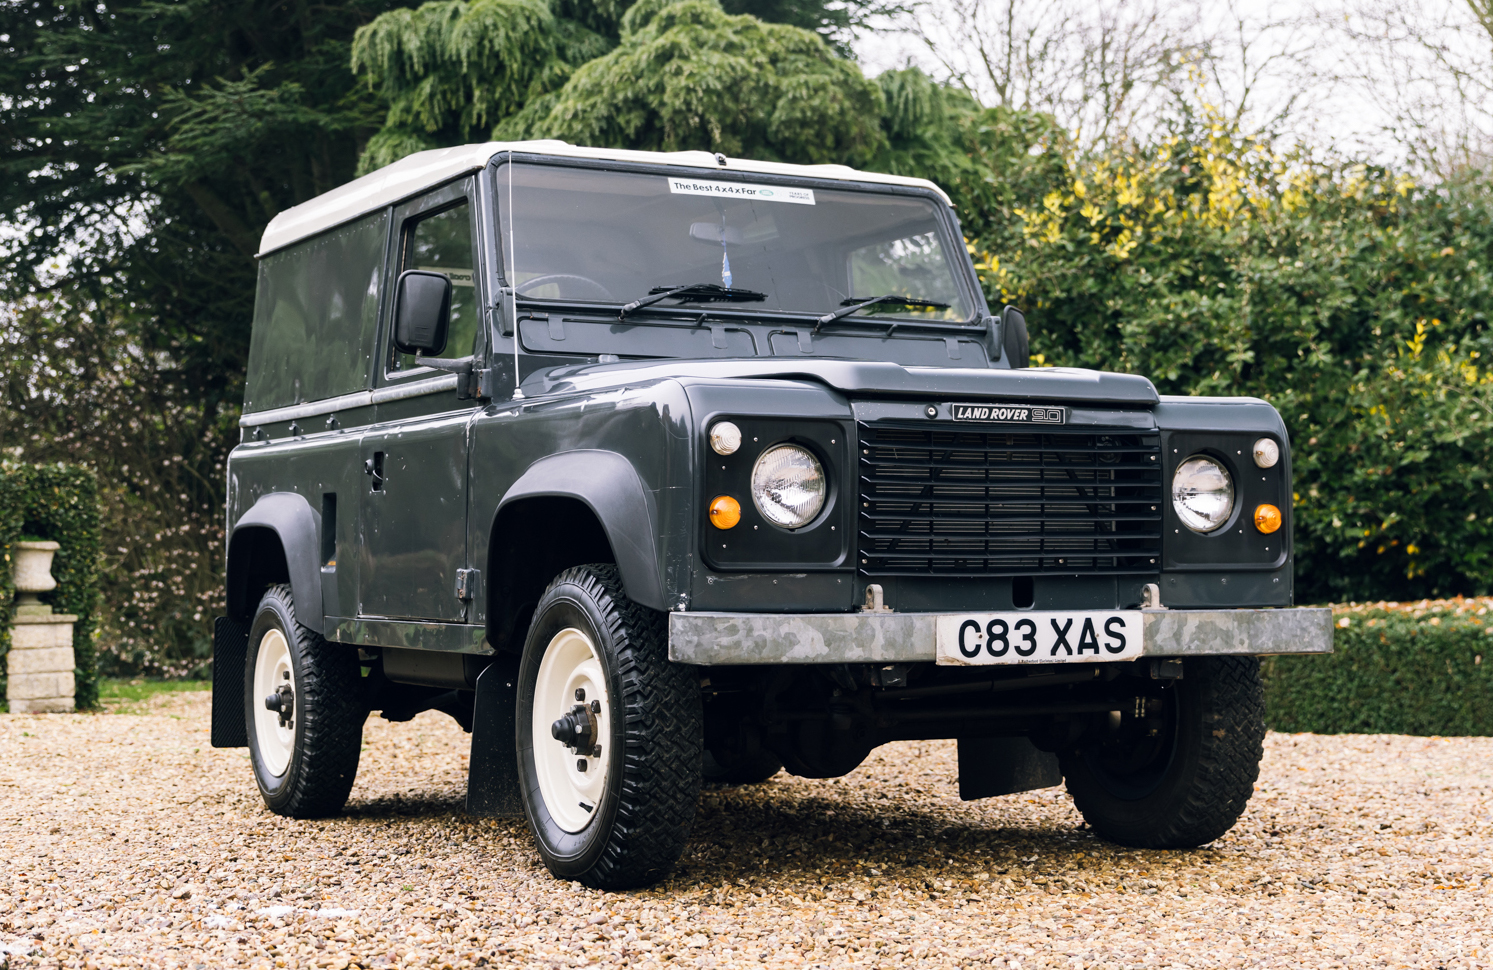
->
left=252, top=627, right=296, bottom=777
left=531, top=627, right=612, bottom=833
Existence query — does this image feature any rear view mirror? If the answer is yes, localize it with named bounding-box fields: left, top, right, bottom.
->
left=393, top=270, right=452, bottom=356
left=689, top=222, right=745, bottom=245
left=1001, top=305, right=1030, bottom=369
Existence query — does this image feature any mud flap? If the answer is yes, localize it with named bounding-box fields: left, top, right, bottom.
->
left=466, top=656, right=523, bottom=816
left=211, top=616, right=251, bottom=748
left=957, top=736, right=1062, bottom=800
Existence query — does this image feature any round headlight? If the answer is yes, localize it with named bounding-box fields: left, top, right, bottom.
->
left=751, top=444, right=826, bottom=529
left=1172, top=456, right=1235, bottom=533
left=1252, top=437, right=1280, bottom=468
left=709, top=421, right=742, bottom=456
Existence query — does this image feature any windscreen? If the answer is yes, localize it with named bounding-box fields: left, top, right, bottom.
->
left=497, top=163, right=973, bottom=322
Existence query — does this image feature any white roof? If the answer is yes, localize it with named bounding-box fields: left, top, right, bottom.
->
left=257, top=140, right=954, bottom=256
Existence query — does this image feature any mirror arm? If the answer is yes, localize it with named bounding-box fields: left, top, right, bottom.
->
left=413, top=353, right=474, bottom=376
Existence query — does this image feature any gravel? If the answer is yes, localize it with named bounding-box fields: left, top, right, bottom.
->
left=1, top=690, right=1490, bottom=969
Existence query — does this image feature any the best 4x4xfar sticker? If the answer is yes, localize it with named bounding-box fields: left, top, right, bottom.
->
left=667, top=177, right=815, bottom=205
left=949, top=402, right=1066, bottom=424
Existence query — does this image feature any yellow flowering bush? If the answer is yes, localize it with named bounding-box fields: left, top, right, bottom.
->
left=953, top=109, right=1493, bottom=601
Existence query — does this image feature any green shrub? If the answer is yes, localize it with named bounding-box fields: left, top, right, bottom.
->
left=1263, top=601, right=1493, bottom=735
left=0, top=462, right=102, bottom=709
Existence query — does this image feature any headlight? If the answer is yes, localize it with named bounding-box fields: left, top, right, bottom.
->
left=1172, top=456, right=1234, bottom=533
left=751, top=444, right=826, bottom=529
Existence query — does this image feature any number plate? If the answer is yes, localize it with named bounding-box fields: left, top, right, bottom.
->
left=935, top=611, right=1144, bottom=665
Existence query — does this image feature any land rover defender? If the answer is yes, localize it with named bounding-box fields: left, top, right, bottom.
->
left=212, top=141, right=1332, bottom=889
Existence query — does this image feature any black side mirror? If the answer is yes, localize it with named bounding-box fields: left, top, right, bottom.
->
left=1001, top=305, right=1030, bottom=369
left=393, top=270, right=452, bottom=356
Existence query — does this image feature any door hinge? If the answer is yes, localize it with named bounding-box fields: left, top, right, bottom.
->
left=456, top=568, right=481, bottom=602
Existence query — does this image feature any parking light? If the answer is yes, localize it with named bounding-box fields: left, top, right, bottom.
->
left=710, top=422, right=742, bottom=456
left=1252, top=438, right=1280, bottom=468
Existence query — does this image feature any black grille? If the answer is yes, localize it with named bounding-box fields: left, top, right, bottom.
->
left=857, top=422, right=1163, bottom=576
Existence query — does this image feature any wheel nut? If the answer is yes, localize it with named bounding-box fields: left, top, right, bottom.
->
left=576, top=758, right=588, bottom=771
left=574, top=688, right=585, bottom=701
left=590, top=700, right=600, bottom=714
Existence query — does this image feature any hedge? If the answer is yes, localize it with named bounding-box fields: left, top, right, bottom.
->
left=1263, top=599, right=1493, bottom=736
left=0, top=462, right=102, bottom=710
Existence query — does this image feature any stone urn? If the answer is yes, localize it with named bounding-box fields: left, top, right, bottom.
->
left=14, top=540, right=61, bottom=616
left=8, top=539, right=77, bottom=713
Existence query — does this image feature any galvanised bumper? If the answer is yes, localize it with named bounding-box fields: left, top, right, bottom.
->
left=668, top=607, right=1333, bottom=666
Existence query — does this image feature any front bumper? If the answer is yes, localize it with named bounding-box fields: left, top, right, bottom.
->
left=669, top=607, right=1333, bottom=665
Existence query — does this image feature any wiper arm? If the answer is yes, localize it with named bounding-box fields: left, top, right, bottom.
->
left=813, top=294, right=951, bottom=332
left=619, top=283, right=767, bottom=319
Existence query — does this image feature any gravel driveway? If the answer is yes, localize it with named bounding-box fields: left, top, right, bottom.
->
left=0, top=690, right=1488, bottom=969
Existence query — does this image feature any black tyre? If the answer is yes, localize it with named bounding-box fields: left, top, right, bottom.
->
left=516, top=564, right=703, bottom=889
left=244, top=584, right=368, bottom=818
left=1059, top=656, right=1266, bottom=849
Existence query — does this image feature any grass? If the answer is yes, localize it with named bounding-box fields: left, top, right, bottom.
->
left=98, top=678, right=210, bottom=713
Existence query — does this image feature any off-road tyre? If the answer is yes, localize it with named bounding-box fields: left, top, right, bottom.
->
left=516, top=564, right=703, bottom=889
left=244, top=584, right=368, bottom=818
left=1059, top=656, right=1265, bottom=849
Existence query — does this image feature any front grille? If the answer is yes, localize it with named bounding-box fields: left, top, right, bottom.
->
left=857, top=422, right=1163, bottom=576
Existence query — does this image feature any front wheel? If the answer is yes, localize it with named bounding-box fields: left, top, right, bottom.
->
left=244, top=585, right=367, bottom=818
left=516, top=565, right=703, bottom=889
left=1059, top=656, right=1266, bottom=849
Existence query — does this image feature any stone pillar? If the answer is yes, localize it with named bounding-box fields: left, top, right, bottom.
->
left=7, top=540, right=77, bottom=714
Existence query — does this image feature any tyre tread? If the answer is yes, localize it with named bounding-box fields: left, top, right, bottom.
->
left=550, top=565, right=702, bottom=889
left=253, top=584, right=367, bottom=819
left=1065, top=656, right=1266, bottom=849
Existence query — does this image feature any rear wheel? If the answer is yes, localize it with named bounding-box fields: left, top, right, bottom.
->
left=1059, top=656, right=1265, bottom=848
left=244, top=585, right=367, bottom=818
left=516, top=565, right=703, bottom=889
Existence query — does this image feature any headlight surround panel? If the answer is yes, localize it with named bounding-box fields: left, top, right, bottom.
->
left=701, top=416, right=850, bottom=570
left=1162, top=431, right=1288, bottom=570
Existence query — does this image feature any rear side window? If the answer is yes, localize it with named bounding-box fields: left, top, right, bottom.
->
left=244, top=211, right=389, bottom=411
left=391, top=202, right=478, bottom=372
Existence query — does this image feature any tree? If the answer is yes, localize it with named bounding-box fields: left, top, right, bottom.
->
left=497, top=0, right=887, bottom=165
left=0, top=0, right=407, bottom=673
left=352, top=0, right=893, bottom=171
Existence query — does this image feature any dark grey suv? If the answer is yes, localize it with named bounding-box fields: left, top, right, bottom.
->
left=211, top=142, right=1332, bottom=889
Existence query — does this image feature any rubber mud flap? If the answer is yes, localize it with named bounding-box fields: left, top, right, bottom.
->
left=467, top=655, right=523, bottom=816
left=958, top=736, right=1061, bottom=800
left=212, top=615, right=251, bottom=748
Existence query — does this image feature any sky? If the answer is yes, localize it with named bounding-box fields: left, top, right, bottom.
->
left=851, top=0, right=1493, bottom=171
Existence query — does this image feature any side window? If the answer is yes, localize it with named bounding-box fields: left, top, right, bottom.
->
left=392, top=201, right=478, bottom=371
left=244, top=211, right=388, bottom=411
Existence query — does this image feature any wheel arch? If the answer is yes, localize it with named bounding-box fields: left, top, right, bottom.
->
left=486, top=451, right=664, bottom=654
left=227, top=492, right=325, bottom=634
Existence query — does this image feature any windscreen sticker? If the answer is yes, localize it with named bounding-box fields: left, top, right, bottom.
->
left=417, top=266, right=475, bottom=286
left=667, top=177, right=815, bottom=205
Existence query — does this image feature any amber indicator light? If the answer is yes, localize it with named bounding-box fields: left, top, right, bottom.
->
left=709, top=495, right=741, bottom=530
left=1254, top=503, right=1282, bottom=534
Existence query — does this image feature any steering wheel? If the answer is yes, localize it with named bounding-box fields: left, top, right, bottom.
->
left=515, top=274, right=616, bottom=301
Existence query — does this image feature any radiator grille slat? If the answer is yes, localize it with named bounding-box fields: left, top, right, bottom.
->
left=857, top=422, right=1164, bottom=577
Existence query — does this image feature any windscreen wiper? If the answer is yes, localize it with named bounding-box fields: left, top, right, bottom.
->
left=813, top=294, right=951, bottom=332
left=619, top=283, right=767, bottom=319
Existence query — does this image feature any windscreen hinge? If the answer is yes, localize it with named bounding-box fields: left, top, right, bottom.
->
left=456, top=568, right=481, bottom=603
